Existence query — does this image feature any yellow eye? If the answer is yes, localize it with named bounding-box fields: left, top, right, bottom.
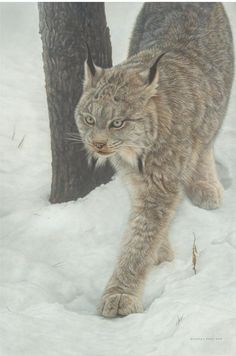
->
left=110, top=119, right=124, bottom=129
left=84, top=116, right=95, bottom=126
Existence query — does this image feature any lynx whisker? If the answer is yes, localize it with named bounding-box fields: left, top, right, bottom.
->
left=65, top=132, right=84, bottom=143
left=121, top=144, right=151, bottom=150
left=66, top=132, right=83, bottom=139
left=108, top=140, right=123, bottom=149
left=64, top=137, right=84, bottom=143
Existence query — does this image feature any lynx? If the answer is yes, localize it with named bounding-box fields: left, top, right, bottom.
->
left=75, top=3, right=234, bottom=317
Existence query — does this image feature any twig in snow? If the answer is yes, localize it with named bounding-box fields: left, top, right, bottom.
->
left=176, top=314, right=184, bottom=326
left=18, top=135, right=26, bottom=149
left=52, top=261, right=65, bottom=268
left=192, top=233, right=198, bottom=275
left=11, top=126, right=16, bottom=140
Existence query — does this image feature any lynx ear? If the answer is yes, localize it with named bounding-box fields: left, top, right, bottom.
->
left=145, top=52, right=166, bottom=95
left=83, top=42, right=103, bottom=89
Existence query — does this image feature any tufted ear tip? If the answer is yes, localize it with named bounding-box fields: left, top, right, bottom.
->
left=148, top=52, right=166, bottom=85
left=141, top=52, right=166, bottom=98
left=83, top=43, right=104, bottom=89
left=85, top=41, right=96, bottom=77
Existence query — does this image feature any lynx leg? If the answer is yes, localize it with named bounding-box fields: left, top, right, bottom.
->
left=185, top=148, right=224, bottom=210
left=154, top=237, right=174, bottom=265
left=97, top=176, right=180, bottom=318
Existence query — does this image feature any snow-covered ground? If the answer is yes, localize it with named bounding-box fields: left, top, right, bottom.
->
left=0, top=2, right=235, bottom=356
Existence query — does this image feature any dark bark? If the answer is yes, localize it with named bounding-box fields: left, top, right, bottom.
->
left=38, top=2, right=114, bottom=203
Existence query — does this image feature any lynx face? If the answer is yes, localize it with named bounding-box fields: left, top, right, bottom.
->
left=75, top=54, right=161, bottom=167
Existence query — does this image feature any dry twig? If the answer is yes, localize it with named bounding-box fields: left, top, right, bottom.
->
left=18, top=135, right=26, bottom=149
left=176, top=314, right=184, bottom=326
left=192, top=232, right=198, bottom=274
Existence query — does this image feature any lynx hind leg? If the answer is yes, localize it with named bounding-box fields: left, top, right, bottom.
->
left=154, top=238, right=174, bottom=265
left=185, top=148, right=224, bottom=210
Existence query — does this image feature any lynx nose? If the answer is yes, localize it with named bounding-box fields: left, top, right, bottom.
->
left=93, top=141, right=106, bottom=150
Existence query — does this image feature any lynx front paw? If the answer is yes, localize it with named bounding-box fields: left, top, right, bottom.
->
left=97, top=293, right=143, bottom=318
left=188, top=180, right=223, bottom=210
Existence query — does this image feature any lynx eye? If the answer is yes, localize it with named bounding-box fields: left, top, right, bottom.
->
left=110, top=119, right=124, bottom=129
left=84, top=116, right=95, bottom=126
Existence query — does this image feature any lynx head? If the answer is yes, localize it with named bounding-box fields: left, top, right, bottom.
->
left=75, top=49, right=164, bottom=168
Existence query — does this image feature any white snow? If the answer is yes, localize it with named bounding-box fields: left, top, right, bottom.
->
left=0, top=3, right=235, bottom=356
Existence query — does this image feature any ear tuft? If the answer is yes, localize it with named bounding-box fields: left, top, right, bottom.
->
left=148, top=52, right=166, bottom=85
left=83, top=42, right=103, bottom=89
left=85, top=42, right=96, bottom=77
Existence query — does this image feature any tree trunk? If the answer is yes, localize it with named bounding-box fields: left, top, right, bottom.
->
left=38, top=2, right=114, bottom=203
